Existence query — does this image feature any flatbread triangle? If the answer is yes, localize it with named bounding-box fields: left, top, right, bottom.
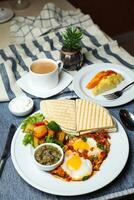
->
left=40, top=99, right=116, bottom=135
left=40, top=100, right=76, bottom=131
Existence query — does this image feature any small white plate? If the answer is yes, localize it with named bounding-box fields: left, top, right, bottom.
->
left=17, top=71, right=73, bottom=98
left=0, top=8, right=14, bottom=23
left=73, top=63, right=134, bottom=107
left=8, top=96, right=34, bottom=116
left=11, top=111, right=129, bottom=196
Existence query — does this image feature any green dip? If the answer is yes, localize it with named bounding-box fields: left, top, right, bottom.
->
left=35, top=145, right=61, bottom=165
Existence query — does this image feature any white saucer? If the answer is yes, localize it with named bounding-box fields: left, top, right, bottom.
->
left=17, top=71, right=73, bottom=98
left=0, top=8, right=14, bottom=23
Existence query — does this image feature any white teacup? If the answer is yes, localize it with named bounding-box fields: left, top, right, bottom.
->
left=29, top=58, right=63, bottom=90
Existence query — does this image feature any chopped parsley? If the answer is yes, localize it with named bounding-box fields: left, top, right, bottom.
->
left=97, top=143, right=105, bottom=151
left=82, top=176, right=90, bottom=181
left=81, top=137, right=87, bottom=142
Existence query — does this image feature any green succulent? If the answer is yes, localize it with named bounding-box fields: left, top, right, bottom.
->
left=62, top=27, right=84, bottom=51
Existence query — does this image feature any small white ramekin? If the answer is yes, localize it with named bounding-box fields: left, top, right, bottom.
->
left=8, top=96, right=34, bottom=117
left=33, top=143, right=64, bottom=171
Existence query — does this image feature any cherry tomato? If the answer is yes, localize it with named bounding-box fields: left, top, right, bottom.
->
left=34, top=122, right=45, bottom=126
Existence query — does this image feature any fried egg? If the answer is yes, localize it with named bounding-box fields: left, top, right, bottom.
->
left=61, top=150, right=92, bottom=181
left=69, top=137, right=102, bottom=157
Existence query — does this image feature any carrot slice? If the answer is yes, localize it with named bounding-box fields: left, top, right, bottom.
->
left=86, top=71, right=107, bottom=89
left=86, top=78, right=101, bottom=89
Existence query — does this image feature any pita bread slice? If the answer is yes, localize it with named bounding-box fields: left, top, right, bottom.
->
left=61, top=127, right=79, bottom=136
left=76, top=99, right=116, bottom=133
left=40, top=100, right=76, bottom=131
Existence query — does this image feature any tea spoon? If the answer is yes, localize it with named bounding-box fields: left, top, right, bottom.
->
left=119, top=109, right=134, bottom=131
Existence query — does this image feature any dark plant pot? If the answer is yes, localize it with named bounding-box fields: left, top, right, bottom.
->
left=60, top=48, right=83, bottom=71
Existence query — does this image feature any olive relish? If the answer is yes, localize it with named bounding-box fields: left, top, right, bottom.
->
left=34, top=145, right=62, bottom=165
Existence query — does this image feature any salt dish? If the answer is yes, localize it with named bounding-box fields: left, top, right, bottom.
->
left=9, top=96, right=34, bottom=116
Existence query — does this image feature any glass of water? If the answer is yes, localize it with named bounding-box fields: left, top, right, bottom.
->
left=11, top=0, right=30, bottom=10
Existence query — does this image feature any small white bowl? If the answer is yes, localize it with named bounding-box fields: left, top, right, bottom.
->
left=33, top=143, right=64, bottom=171
left=8, top=96, right=34, bottom=117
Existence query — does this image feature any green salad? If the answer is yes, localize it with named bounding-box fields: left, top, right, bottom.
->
left=21, top=113, right=66, bottom=148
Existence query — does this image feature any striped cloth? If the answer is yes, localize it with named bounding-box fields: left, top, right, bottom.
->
left=0, top=3, right=134, bottom=102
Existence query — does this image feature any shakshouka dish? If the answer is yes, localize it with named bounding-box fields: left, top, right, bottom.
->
left=21, top=99, right=117, bottom=182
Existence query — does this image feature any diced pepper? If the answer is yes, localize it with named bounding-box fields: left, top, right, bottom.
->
left=34, top=125, right=48, bottom=139
left=33, top=136, right=39, bottom=148
left=44, top=120, right=49, bottom=126
left=48, top=129, right=55, bottom=136
left=39, top=138, right=45, bottom=145
left=47, top=121, right=61, bottom=132
left=100, top=151, right=107, bottom=159
left=34, top=122, right=45, bottom=126
left=24, top=124, right=35, bottom=133
left=57, top=131, right=66, bottom=142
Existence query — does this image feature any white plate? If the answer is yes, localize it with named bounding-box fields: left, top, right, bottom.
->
left=11, top=112, right=129, bottom=196
left=0, top=8, right=14, bottom=23
left=73, top=63, right=134, bottom=107
left=17, top=71, right=73, bottom=98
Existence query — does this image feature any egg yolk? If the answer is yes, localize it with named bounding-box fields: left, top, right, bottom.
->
left=73, top=139, right=89, bottom=151
left=67, top=155, right=82, bottom=170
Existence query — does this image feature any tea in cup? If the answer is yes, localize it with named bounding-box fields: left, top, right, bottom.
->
left=29, top=59, right=63, bottom=90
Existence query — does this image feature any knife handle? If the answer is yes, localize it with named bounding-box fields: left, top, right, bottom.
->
left=0, top=158, right=7, bottom=178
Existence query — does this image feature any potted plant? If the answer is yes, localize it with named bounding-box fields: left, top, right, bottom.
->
left=60, top=27, right=84, bottom=70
